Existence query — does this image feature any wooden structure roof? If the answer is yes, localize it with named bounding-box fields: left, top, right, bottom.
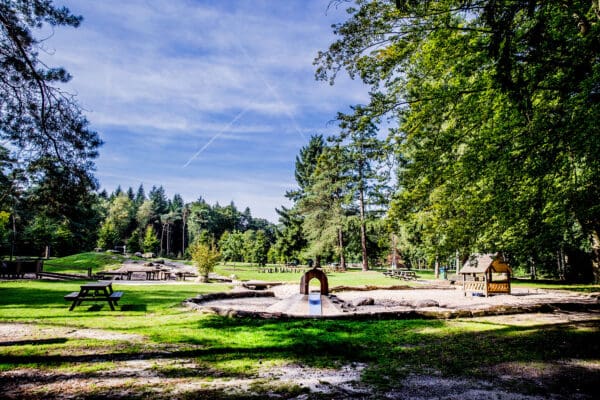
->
left=460, top=253, right=512, bottom=275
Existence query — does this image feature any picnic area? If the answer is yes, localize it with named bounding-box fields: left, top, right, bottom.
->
left=2, top=0, right=600, bottom=398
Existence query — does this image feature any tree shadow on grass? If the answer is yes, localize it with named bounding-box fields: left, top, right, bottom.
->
left=0, top=338, right=68, bottom=347
left=119, top=304, right=147, bottom=312
left=0, top=315, right=598, bottom=398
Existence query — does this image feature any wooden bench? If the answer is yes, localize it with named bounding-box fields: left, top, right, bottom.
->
left=108, top=291, right=124, bottom=303
left=1, top=259, right=44, bottom=278
left=175, top=272, right=197, bottom=280
left=64, top=291, right=81, bottom=301
left=96, top=271, right=131, bottom=280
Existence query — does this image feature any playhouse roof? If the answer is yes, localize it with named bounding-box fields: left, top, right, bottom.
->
left=460, top=253, right=512, bottom=274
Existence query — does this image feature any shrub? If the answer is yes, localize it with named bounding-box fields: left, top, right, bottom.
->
left=189, top=240, right=221, bottom=282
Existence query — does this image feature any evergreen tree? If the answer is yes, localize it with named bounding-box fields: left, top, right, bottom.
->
left=335, top=117, right=388, bottom=271
left=286, top=135, right=325, bottom=201
left=148, top=185, right=168, bottom=215
left=135, top=184, right=146, bottom=205
left=276, top=134, right=326, bottom=263
left=299, top=145, right=351, bottom=269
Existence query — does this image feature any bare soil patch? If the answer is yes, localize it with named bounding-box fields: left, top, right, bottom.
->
left=0, top=322, right=143, bottom=342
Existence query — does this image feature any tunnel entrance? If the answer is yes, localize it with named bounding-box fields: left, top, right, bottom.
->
left=299, top=268, right=329, bottom=296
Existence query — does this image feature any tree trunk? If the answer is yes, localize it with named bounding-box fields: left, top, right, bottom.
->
left=455, top=250, right=460, bottom=273
left=159, top=223, right=166, bottom=256
left=557, top=248, right=566, bottom=280
left=391, top=233, right=397, bottom=269
left=358, top=186, right=369, bottom=271
left=338, top=228, right=346, bottom=271
left=591, top=228, right=600, bottom=283
left=530, top=257, right=537, bottom=280
left=182, top=208, right=188, bottom=257
left=10, top=213, right=16, bottom=261
left=166, top=223, right=170, bottom=256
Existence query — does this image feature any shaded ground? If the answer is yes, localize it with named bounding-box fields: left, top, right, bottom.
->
left=1, top=310, right=598, bottom=399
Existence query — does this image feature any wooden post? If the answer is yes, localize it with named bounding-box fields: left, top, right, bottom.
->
left=484, top=271, right=489, bottom=297
left=455, top=250, right=460, bottom=274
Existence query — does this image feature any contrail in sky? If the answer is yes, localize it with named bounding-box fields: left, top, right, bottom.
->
left=182, top=107, right=250, bottom=168
left=183, top=43, right=306, bottom=168
left=237, top=43, right=306, bottom=141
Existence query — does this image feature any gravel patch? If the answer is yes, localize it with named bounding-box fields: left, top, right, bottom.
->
left=0, top=323, right=144, bottom=342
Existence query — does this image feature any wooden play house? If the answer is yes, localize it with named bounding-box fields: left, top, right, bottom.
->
left=460, top=253, right=512, bottom=297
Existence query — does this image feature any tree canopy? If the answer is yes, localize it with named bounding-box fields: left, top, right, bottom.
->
left=0, top=0, right=102, bottom=257
left=315, top=0, right=600, bottom=280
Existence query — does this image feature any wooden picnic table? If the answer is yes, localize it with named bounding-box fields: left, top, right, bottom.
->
left=64, top=281, right=123, bottom=311
left=96, top=270, right=131, bottom=280
left=383, top=269, right=418, bottom=280
left=97, top=268, right=171, bottom=281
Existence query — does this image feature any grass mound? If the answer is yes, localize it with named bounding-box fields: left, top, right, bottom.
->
left=42, top=252, right=129, bottom=275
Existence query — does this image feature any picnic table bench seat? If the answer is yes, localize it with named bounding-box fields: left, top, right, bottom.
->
left=108, top=291, right=124, bottom=302
left=64, top=291, right=81, bottom=301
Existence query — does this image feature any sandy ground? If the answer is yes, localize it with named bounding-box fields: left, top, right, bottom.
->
left=193, top=283, right=600, bottom=317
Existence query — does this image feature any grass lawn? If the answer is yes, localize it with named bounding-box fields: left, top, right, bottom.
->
left=216, top=262, right=434, bottom=287
left=1, top=253, right=599, bottom=398
left=42, top=252, right=131, bottom=275
left=0, top=276, right=598, bottom=399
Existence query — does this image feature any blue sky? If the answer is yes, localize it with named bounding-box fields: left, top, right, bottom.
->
left=45, top=0, right=368, bottom=222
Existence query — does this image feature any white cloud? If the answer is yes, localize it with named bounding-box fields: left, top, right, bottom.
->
left=46, top=0, right=371, bottom=222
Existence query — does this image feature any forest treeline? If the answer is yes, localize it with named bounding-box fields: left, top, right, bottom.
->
left=0, top=181, right=280, bottom=264
left=1, top=1, right=599, bottom=281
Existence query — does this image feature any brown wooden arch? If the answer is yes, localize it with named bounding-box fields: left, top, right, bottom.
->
left=299, top=268, right=329, bottom=295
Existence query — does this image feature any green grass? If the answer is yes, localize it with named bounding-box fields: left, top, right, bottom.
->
left=511, top=279, right=600, bottom=293
left=1, top=255, right=599, bottom=398
left=216, top=262, right=431, bottom=287
left=1, top=280, right=598, bottom=390
left=42, top=252, right=130, bottom=275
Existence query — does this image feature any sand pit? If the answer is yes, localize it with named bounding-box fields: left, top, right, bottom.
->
left=185, top=282, right=600, bottom=319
